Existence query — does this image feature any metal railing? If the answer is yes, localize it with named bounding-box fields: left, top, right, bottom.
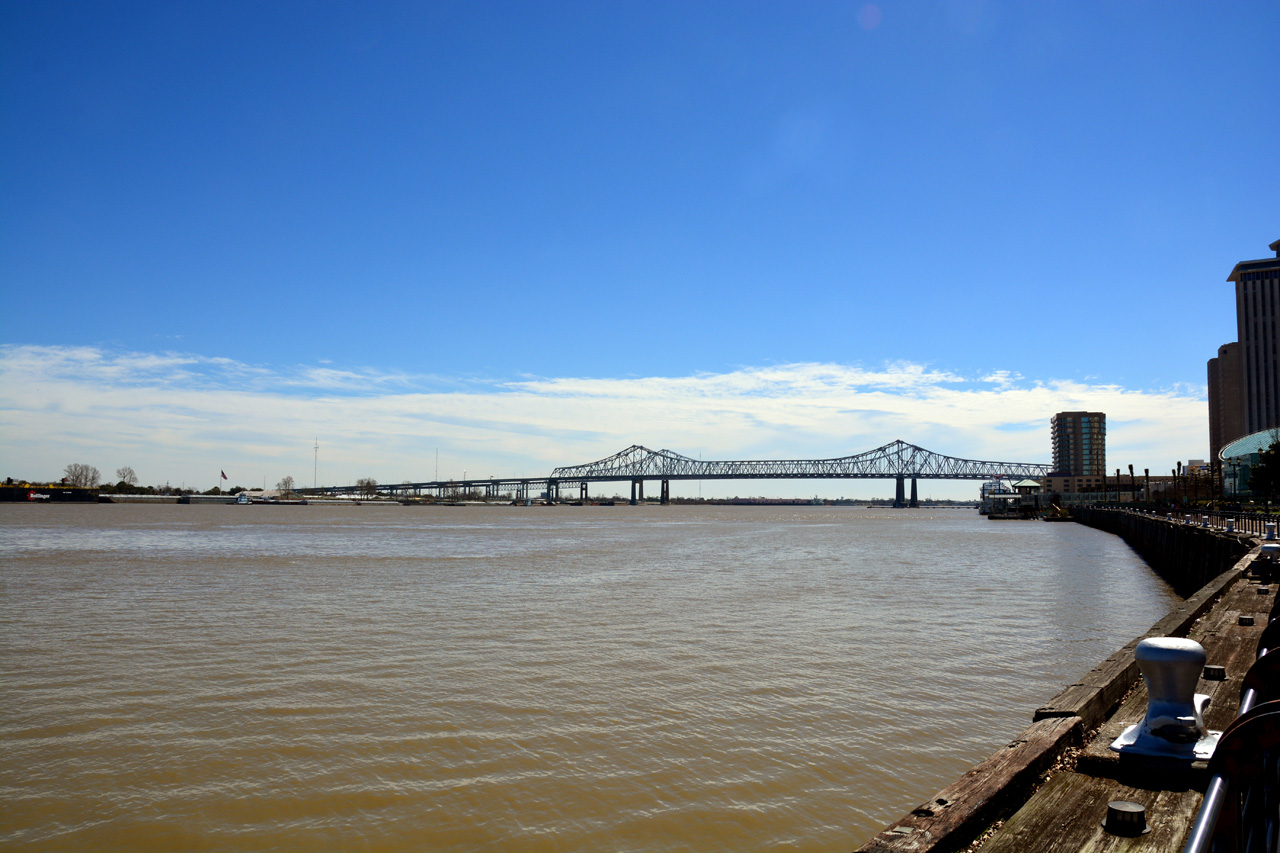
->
left=1094, top=506, right=1279, bottom=538
left=1085, top=506, right=1280, bottom=850
left=1182, top=602, right=1280, bottom=852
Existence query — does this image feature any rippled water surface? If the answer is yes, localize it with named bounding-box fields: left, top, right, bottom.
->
left=0, top=503, right=1178, bottom=851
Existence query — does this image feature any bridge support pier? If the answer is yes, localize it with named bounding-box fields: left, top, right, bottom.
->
left=894, top=476, right=905, bottom=508
left=630, top=478, right=642, bottom=506
left=660, top=479, right=670, bottom=505
left=910, top=478, right=918, bottom=508
left=580, top=482, right=589, bottom=502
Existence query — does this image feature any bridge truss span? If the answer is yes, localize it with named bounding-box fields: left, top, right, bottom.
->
left=550, top=439, right=1050, bottom=482
left=303, top=439, right=1049, bottom=504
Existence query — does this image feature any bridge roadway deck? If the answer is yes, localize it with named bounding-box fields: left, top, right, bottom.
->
left=854, top=525, right=1272, bottom=853
left=299, top=440, right=1051, bottom=498
left=300, top=470, right=1030, bottom=500
left=300, top=471, right=1030, bottom=499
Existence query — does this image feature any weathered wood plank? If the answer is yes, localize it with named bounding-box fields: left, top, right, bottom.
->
left=980, top=771, right=1201, bottom=853
left=1034, top=653, right=1139, bottom=729
left=1146, top=562, right=1247, bottom=638
left=854, top=716, right=1081, bottom=853
left=1076, top=573, right=1270, bottom=780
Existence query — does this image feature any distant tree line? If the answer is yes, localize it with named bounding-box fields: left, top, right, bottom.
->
left=4, top=462, right=251, bottom=496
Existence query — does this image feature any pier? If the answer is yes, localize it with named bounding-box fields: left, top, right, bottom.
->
left=855, top=508, right=1277, bottom=853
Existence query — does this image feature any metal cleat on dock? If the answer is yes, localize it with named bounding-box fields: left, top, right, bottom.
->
left=1111, top=637, right=1220, bottom=761
left=1254, top=542, right=1280, bottom=584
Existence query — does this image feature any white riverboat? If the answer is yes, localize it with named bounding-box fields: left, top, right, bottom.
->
left=978, top=478, right=1015, bottom=515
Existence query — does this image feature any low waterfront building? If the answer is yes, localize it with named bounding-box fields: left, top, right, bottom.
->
left=1041, top=472, right=1189, bottom=505
left=1040, top=475, right=1140, bottom=506
left=1219, top=427, right=1280, bottom=497
left=1042, top=473, right=1106, bottom=496
left=1011, top=479, right=1041, bottom=495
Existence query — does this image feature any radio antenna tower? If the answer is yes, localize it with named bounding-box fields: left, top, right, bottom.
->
left=313, top=438, right=319, bottom=489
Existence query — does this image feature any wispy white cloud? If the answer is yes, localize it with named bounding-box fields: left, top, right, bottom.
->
left=0, top=345, right=1208, bottom=497
left=509, top=361, right=966, bottom=400
left=0, top=345, right=432, bottom=395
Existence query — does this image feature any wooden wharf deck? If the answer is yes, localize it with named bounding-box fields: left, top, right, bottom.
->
left=855, top=531, right=1275, bottom=853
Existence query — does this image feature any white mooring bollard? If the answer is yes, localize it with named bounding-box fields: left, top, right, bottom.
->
left=1110, top=637, right=1219, bottom=760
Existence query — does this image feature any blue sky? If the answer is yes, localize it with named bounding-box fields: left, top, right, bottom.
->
left=1, top=1, right=1277, bottom=496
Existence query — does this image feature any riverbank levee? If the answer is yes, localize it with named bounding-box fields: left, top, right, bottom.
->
left=855, top=508, right=1272, bottom=853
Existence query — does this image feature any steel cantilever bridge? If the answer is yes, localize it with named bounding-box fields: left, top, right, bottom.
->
left=305, top=440, right=1050, bottom=506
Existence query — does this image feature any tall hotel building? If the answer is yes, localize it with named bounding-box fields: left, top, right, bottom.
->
left=1210, top=239, right=1280, bottom=463
left=1207, top=342, right=1245, bottom=463
left=1051, top=411, right=1105, bottom=477
left=1229, top=239, right=1280, bottom=436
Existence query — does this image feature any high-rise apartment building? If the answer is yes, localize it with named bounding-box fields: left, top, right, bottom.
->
left=1227, top=239, right=1280, bottom=436
left=1051, top=411, right=1106, bottom=477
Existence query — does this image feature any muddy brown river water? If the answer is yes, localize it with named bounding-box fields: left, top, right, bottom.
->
left=0, top=503, right=1178, bottom=851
